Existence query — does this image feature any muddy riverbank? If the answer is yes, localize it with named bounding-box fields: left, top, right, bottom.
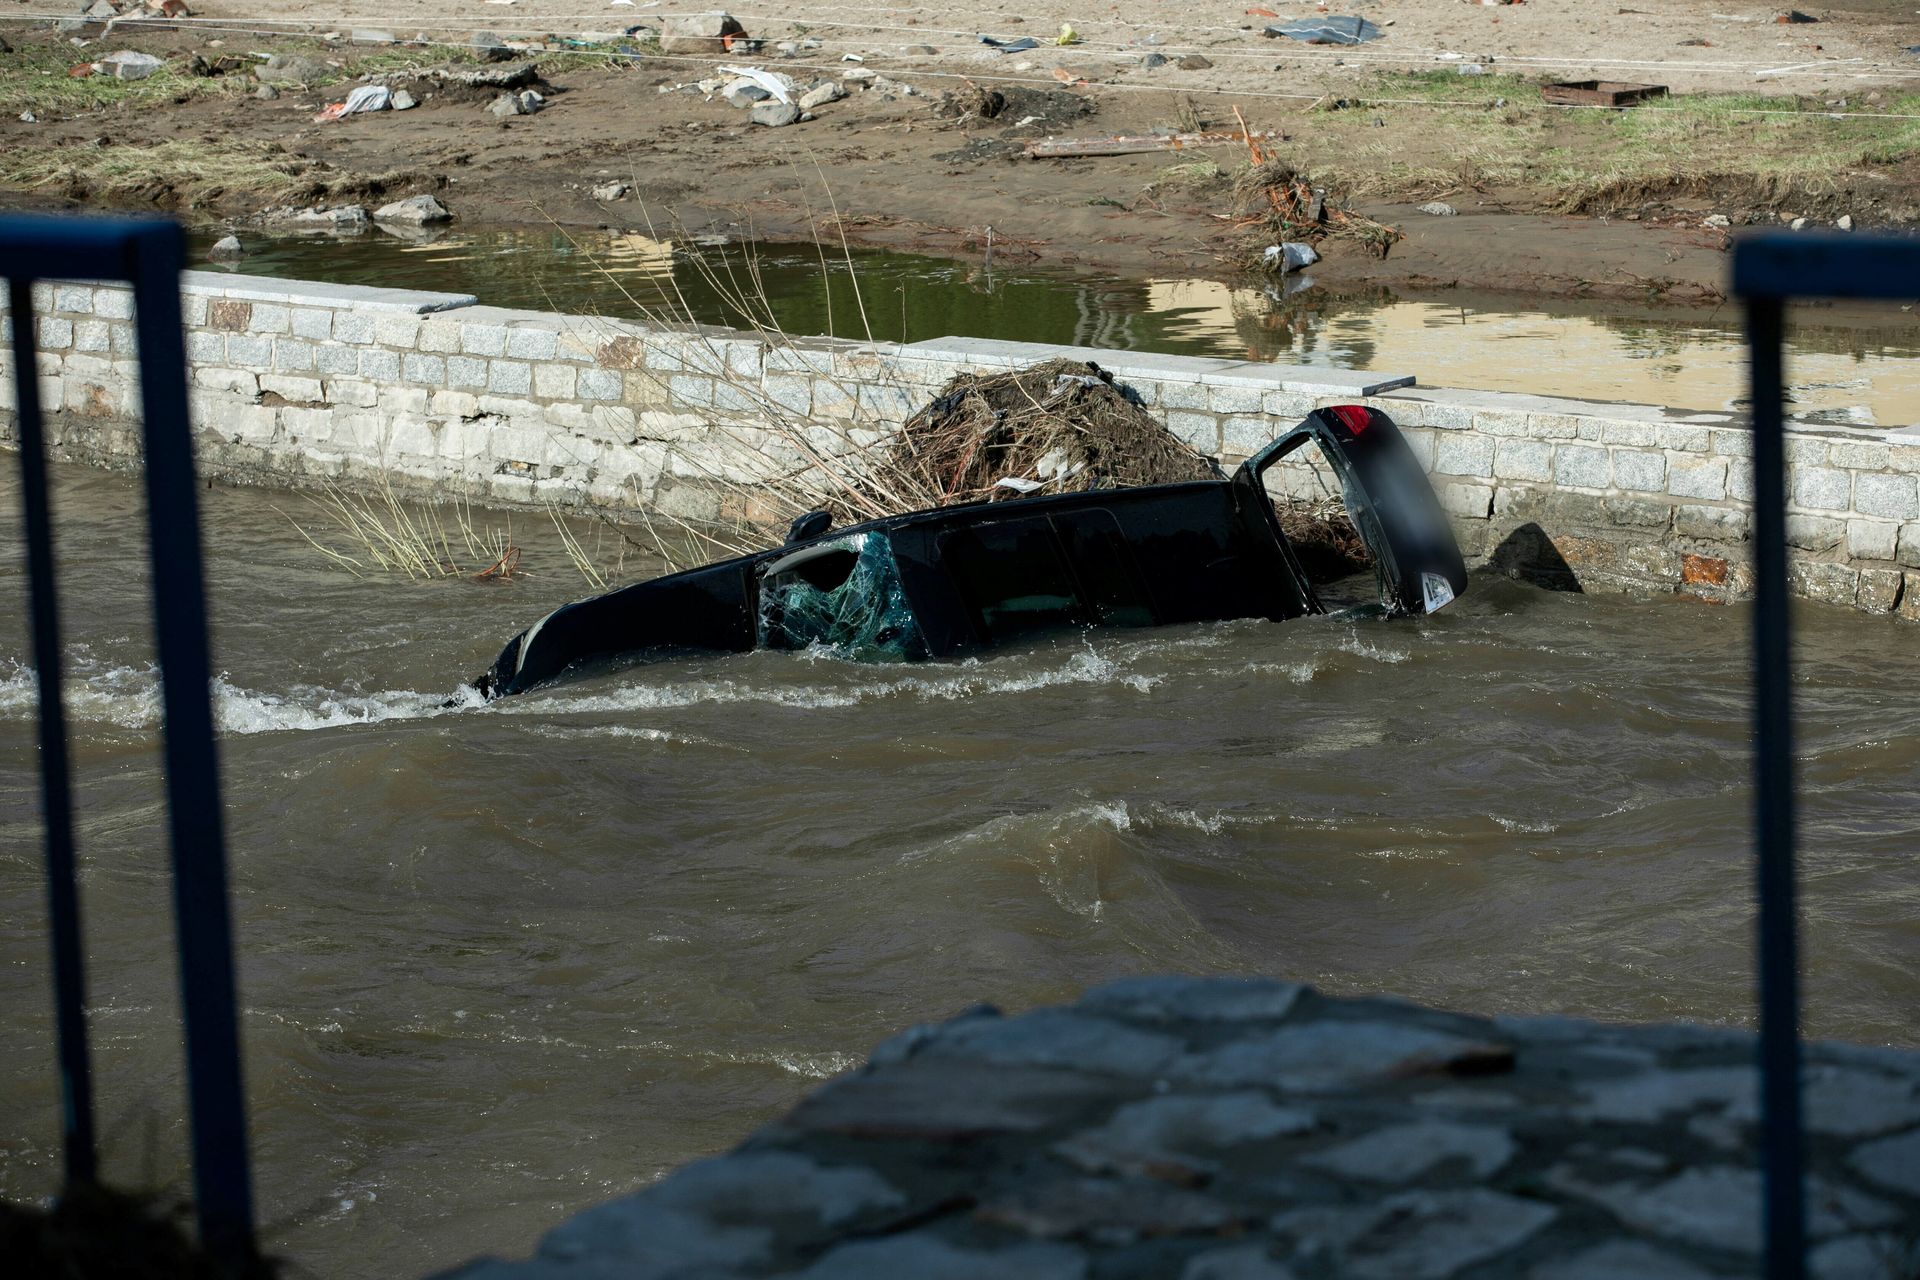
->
left=4, top=0, right=1919, bottom=305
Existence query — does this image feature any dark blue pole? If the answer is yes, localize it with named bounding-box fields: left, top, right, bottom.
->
left=123, top=224, right=259, bottom=1269
left=1745, top=294, right=1806, bottom=1280
left=9, top=277, right=99, bottom=1190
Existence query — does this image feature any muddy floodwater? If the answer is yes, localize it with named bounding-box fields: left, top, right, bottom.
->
left=2, top=465, right=1917, bottom=1276
left=202, top=228, right=1920, bottom=429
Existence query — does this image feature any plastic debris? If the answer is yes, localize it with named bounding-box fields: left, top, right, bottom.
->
left=718, top=63, right=796, bottom=103
left=314, top=83, right=391, bottom=121
left=1056, top=24, right=1082, bottom=46
left=1265, top=17, right=1385, bottom=45
left=1264, top=242, right=1320, bottom=273
left=994, top=477, right=1044, bottom=493
left=980, top=34, right=1042, bottom=53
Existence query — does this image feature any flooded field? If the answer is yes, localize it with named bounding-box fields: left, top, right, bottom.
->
left=202, top=227, right=1920, bottom=428
left=2, top=464, right=1917, bottom=1275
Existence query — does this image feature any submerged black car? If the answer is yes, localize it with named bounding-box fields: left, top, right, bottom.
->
left=473, top=404, right=1466, bottom=699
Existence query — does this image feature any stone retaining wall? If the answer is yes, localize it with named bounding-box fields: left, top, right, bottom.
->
left=4, top=273, right=1919, bottom=618
left=440, top=978, right=1920, bottom=1279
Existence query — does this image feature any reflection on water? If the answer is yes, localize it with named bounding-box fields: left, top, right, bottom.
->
left=198, top=227, right=1920, bottom=427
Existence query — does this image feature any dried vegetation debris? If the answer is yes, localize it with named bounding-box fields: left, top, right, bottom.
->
left=856, top=359, right=1218, bottom=515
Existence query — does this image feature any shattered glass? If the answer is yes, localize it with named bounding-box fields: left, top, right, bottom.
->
left=756, top=532, right=927, bottom=661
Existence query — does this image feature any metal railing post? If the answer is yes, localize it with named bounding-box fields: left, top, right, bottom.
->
left=8, top=278, right=99, bottom=1191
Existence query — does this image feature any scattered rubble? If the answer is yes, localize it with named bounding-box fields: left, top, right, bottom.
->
left=1176, top=53, right=1214, bottom=70
left=471, top=31, right=514, bottom=62
left=661, top=11, right=745, bottom=55
left=1417, top=201, right=1458, bottom=216
left=97, top=50, right=162, bottom=80
left=798, top=82, right=846, bottom=111
left=750, top=101, right=800, bottom=128
left=590, top=181, right=631, bottom=202
left=487, top=89, right=544, bottom=118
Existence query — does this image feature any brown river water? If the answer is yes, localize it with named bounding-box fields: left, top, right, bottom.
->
left=2, top=463, right=1917, bottom=1276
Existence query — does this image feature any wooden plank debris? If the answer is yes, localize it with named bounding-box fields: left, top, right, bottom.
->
left=1025, top=130, right=1284, bottom=159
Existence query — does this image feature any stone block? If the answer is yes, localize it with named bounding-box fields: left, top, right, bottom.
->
left=93, top=289, right=134, bottom=320
left=1853, top=473, right=1919, bottom=520
left=225, top=333, right=272, bottom=367
left=403, top=353, right=446, bottom=386
left=1890, top=445, right=1920, bottom=475
left=250, top=303, right=291, bottom=335
left=1829, top=440, right=1891, bottom=471
left=1857, top=569, right=1905, bottom=613
left=1166, top=411, right=1220, bottom=453
left=578, top=367, right=622, bottom=401
left=461, top=323, right=508, bottom=357
left=1603, top=497, right=1672, bottom=529
left=71, top=320, right=109, bottom=354
left=1790, top=561, right=1860, bottom=606
left=1792, top=466, right=1851, bottom=512
left=194, top=367, right=259, bottom=397
left=488, top=472, right=536, bottom=504
left=762, top=374, right=812, bottom=417
left=1208, top=383, right=1265, bottom=415
left=1727, top=458, right=1755, bottom=502
left=1658, top=423, right=1711, bottom=453
left=272, top=339, right=315, bottom=372
left=1847, top=519, right=1898, bottom=562
left=1610, top=449, right=1666, bottom=493
left=1440, top=481, right=1493, bottom=519
left=1554, top=444, right=1609, bottom=489
left=315, top=345, right=358, bottom=376
left=506, top=327, right=559, bottom=361
left=109, top=324, right=136, bottom=356
left=1902, top=573, right=1920, bottom=623
left=488, top=360, right=532, bottom=396
left=417, top=319, right=462, bottom=353
left=53, top=285, right=93, bottom=315
left=1222, top=416, right=1272, bottom=457
left=1681, top=553, right=1730, bottom=588
left=533, top=363, right=577, bottom=400
left=36, top=317, right=73, bottom=349
left=209, top=299, right=253, bottom=333
left=260, top=374, right=323, bottom=403
left=1159, top=380, right=1210, bottom=411
left=186, top=331, right=224, bottom=363
left=1435, top=434, right=1494, bottom=478
left=1787, top=436, right=1829, bottom=465
left=1400, top=428, right=1436, bottom=471
left=1599, top=420, right=1660, bottom=448
left=380, top=386, right=430, bottom=416
left=327, top=378, right=379, bottom=409
left=358, top=348, right=401, bottom=381
left=1712, top=429, right=1755, bottom=457
left=332, top=312, right=376, bottom=345
left=374, top=315, right=421, bottom=347
left=1492, top=439, right=1551, bottom=482
left=1667, top=456, right=1728, bottom=501
left=1262, top=390, right=1315, bottom=419
left=1675, top=504, right=1749, bottom=543
left=1787, top=514, right=1845, bottom=552
left=388, top=416, right=438, bottom=458
left=290, top=308, right=333, bottom=341
left=447, top=355, right=488, bottom=389
left=1900, top=523, right=1920, bottom=568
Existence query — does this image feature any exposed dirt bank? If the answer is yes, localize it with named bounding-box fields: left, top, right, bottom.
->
left=3, top=0, right=1918, bottom=306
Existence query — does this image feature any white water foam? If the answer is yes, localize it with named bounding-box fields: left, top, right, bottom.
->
left=0, top=661, right=477, bottom=736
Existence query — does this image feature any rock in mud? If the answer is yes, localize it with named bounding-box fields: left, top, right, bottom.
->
left=590, top=181, right=630, bottom=202
left=1418, top=201, right=1457, bottom=216
left=661, top=11, right=745, bottom=55
left=487, top=90, right=542, bottom=118
left=1143, top=52, right=1168, bottom=68
left=256, top=54, right=331, bottom=87
left=798, top=81, right=846, bottom=110
left=391, top=89, right=417, bottom=110
left=1837, top=214, right=1855, bottom=231
left=99, top=50, right=163, bottom=80
left=207, top=235, right=244, bottom=261
left=471, top=30, right=514, bottom=62
left=254, top=84, right=278, bottom=99
left=1176, top=53, right=1213, bottom=70
left=262, top=205, right=370, bottom=231
left=374, top=195, right=452, bottom=226
left=724, top=83, right=771, bottom=109
left=750, top=101, right=801, bottom=128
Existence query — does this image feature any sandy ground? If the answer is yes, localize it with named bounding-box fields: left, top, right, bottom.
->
left=3, top=0, right=1918, bottom=302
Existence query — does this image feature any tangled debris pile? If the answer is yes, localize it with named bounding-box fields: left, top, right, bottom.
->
left=858, top=359, right=1218, bottom=514
left=1236, top=159, right=1402, bottom=265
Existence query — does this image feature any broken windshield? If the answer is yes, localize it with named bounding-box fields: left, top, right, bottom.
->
left=755, top=532, right=927, bottom=661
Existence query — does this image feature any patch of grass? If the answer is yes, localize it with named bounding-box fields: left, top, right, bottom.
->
left=0, top=140, right=319, bottom=205
left=0, top=41, right=245, bottom=116
left=1250, top=71, right=1920, bottom=210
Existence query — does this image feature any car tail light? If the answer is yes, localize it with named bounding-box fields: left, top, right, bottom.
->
left=1328, top=404, right=1371, bottom=435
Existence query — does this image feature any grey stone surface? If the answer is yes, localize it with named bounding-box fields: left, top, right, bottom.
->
left=374, top=195, right=452, bottom=226
left=1174, top=1020, right=1510, bottom=1091
left=751, top=102, right=802, bottom=128
left=789, top=1236, right=1088, bottom=1280
left=924, top=1009, right=1183, bottom=1077
left=1300, top=1119, right=1516, bottom=1182
left=1080, top=975, right=1304, bottom=1024
left=1271, top=1189, right=1557, bottom=1280
left=1182, top=1244, right=1299, bottom=1280
left=1850, top=1126, right=1920, bottom=1197
left=1530, top=1240, right=1718, bottom=1280
left=1055, top=1091, right=1316, bottom=1178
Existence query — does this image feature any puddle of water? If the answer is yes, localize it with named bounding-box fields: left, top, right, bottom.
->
left=193, top=227, right=1920, bottom=427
